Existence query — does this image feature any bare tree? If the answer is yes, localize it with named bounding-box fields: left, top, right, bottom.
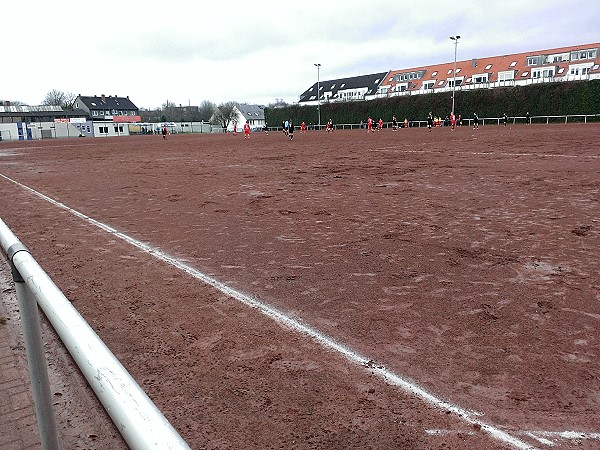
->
left=268, top=98, right=289, bottom=108
left=198, top=100, right=216, bottom=122
left=42, top=90, right=76, bottom=108
left=1, top=99, right=26, bottom=106
left=63, top=92, right=77, bottom=109
left=212, top=101, right=238, bottom=129
left=161, top=100, right=177, bottom=121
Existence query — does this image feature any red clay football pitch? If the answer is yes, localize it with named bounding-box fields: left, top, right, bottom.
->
left=0, top=124, right=599, bottom=449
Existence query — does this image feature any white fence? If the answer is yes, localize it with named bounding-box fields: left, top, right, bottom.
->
left=271, top=114, right=600, bottom=132
left=0, top=218, right=191, bottom=450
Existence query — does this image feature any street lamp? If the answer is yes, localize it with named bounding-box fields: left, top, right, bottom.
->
left=314, top=63, right=321, bottom=129
left=449, top=35, right=461, bottom=114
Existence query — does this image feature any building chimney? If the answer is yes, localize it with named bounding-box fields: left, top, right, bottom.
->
left=101, top=94, right=106, bottom=103
left=472, top=58, right=477, bottom=68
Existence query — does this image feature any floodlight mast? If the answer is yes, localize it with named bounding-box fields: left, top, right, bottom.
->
left=314, top=63, right=321, bottom=129
left=450, top=36, right=461, bottom=115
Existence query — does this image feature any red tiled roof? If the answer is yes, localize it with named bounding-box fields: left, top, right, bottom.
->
left=381, top=42, right=600, bottom=93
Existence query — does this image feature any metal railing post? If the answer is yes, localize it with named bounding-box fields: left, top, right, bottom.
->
left=6, top=243, right=61, bottom=450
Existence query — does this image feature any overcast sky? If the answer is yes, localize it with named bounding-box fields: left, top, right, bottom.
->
left=3, top=0, right=599, bottom=110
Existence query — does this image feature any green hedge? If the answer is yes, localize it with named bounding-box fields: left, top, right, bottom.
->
left=265, top=79, right=600, bottom=126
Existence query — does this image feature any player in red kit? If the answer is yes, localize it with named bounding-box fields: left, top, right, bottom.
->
left=243, top=122, right=250, bottom=139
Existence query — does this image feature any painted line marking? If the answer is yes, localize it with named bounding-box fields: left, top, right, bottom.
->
left=0, top=173, right=554, bottom=449
left=427, top=429, right=600, bottom=446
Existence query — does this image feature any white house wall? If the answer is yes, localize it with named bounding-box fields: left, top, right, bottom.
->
left=93, top=122, right=131, bottom=137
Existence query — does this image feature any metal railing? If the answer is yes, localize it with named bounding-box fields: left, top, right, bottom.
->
left=0, top=218, right=190, bottom=450
left=268, top=114, right=600, bottom=132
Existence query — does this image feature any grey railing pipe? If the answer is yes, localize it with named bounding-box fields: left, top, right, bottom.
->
left=7, top=242, right=61, bottom=450
left=0, top=218, right=190, bottom=450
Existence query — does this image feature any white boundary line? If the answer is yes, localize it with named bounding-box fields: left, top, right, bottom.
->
left=1, top=173, right=545, bottom=449
left=427, top=429, right=600, bottom=447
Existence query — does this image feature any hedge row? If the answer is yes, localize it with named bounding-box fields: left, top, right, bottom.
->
left=265, top=79, right=600, bottom=126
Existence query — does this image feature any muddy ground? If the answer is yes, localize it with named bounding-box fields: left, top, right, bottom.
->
left=0, top=124, right=598, bottom=449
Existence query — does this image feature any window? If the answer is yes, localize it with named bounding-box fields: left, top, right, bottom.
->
left=423, top=81, right=435, bottom=90
left=569, top=63, right=593, bottom=76
left=330, top=84, right=335, bottom=89
left=99, top=126, right=108, bottom=134
left=532, top=68, right=554, bottom=78
left=521, top=71, right=529, bottom=77
left=92, top=110, right=98, bottom=116
left=498, top=70, right=515, bottom=81
left=484, top=64, right=492, bottom=70
left=431, top=71, right=437, bottom=76
left=455, top=68, right=461, bottom=73
left=526, top=56, right=539, bottom=66
left=473, top=73, right=488, bottom=83
left=447, top=69, right=453, bottom=74
left=340, top=83, right=346, bottom=88
left=572, top=49, right=597, bottom=60
left=509, top=61, right=517, bottom=67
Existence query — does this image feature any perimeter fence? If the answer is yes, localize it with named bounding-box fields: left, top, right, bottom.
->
left=281, top=113, right=600, bottom=131
left=1, top=114, right=599, bottom=141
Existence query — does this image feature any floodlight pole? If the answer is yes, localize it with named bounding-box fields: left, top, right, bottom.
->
left=450, top=35, right=460, bottom=114
left=314, top=63, right=321, bottom=129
